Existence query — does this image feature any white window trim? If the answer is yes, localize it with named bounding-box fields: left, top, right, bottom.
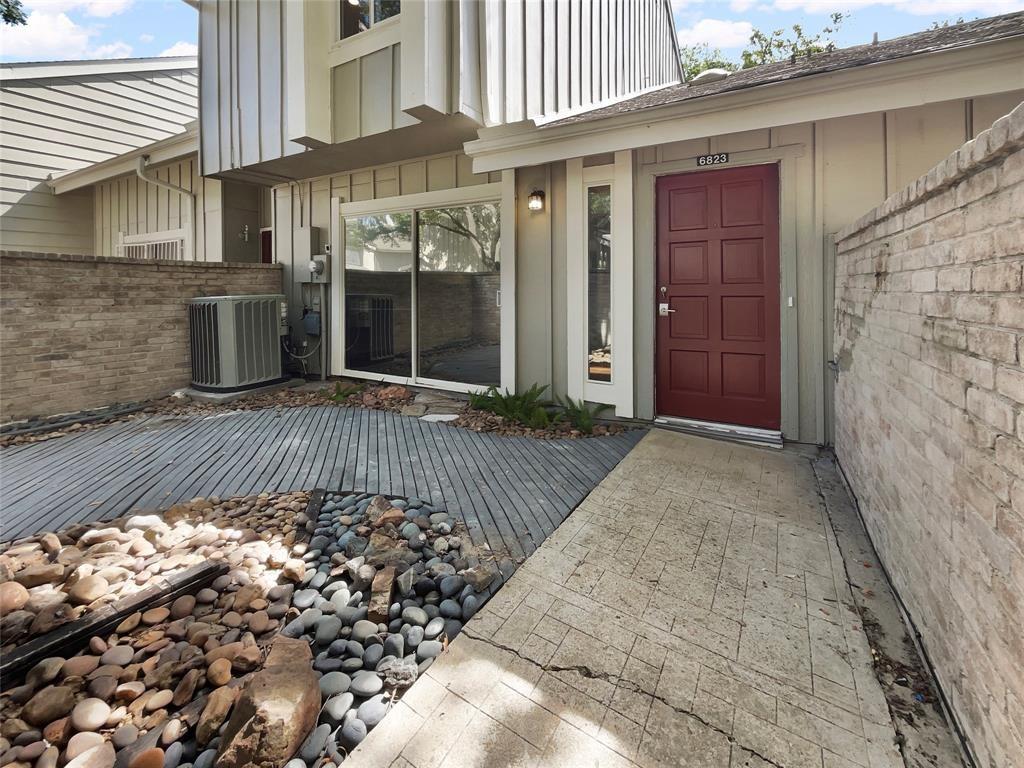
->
left=329, top=13, right=402, bottom=67
left=330, top=176, right=515, bottom=395
left=566, top=151, right=633, bottom=417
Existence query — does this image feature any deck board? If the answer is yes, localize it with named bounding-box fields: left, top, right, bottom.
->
left=1, top=407, right=645, bottom=561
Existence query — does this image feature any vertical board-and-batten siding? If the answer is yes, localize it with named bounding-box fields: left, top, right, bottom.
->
left=92, top=157, right=222, bottom=262
left=200, top=0, right=302, bottom=176
left=479, top=0, right=679, bottom=126
left=272, top=151, right=501, bottom=374
left=0, top=61, right=198, bottom=255
left=634, top=90, right=1024, bottom=444
left=199, top=0, right=681, bottom=175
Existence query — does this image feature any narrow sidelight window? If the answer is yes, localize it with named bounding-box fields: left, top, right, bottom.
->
left=587, top=185, right=611, bottom=382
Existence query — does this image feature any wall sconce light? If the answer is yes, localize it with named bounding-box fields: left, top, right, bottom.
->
left=528, top=190, right=545, bottom=212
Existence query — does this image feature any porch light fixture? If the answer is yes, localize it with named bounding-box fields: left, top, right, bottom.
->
left=528, top=190, right=545, bottom=212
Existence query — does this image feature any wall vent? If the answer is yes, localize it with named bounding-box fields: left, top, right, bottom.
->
left=188, top=294, right=285, bottom=391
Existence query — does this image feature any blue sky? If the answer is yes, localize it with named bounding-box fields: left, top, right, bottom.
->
left=0, top=0, right=198, bottom=62
left=672, top=0, right=1024, bottom=58
left=1, top=0, right=1022, bottom=64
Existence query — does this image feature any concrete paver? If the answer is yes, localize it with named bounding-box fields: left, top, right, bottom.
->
left=344, top=430, right=911, bottom=768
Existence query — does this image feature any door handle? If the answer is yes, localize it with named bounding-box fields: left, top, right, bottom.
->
left=658, top=303, right=675, bottom=316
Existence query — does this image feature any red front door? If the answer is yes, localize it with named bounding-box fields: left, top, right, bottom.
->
left=655, top=164, right=781, bottom=430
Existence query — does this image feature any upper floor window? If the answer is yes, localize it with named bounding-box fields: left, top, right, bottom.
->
left=341, top=0, right=400, bottom=39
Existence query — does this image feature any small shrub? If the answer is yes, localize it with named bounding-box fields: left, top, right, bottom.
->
left=469, top=383, right=559, bottom=429
left=330, top=381, right=364, bottom=402
left=558, top=396, right=612, bottom=434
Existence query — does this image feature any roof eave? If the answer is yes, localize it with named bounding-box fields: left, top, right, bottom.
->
left=466, top=36, right=1024, bottom=173
left=49, top=122, right=199, bottom=194
left=0, top=56, right=197, bottom=81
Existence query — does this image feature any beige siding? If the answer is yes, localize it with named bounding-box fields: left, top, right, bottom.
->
left=633, top=93, right=1024, bottom=443
left=331, top=44, right=417, bottom=144
left=200, top=0, right=680, bottom=175
left=92, top=156, right=219, bottom=262
left=271, top=150, right=500, bottom=375
left=0, top=61, right=197, bottom=255
left=464, top=0, right=680, bottom=126
left=199, top=0, right=306, bottom=176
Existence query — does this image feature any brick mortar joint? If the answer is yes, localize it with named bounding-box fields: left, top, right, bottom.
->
left=0, top=251, right=283, bottom=270
left=835, top=102, right=1024, bottom=244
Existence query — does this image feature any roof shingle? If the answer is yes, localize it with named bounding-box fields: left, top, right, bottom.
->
left=547, top=11, right=1024, bottom=128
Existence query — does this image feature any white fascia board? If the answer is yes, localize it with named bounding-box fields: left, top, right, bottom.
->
left=49, top=125, right=199, bottom=194
left=0, top=56, right=197, bottom=80
left=466, top=37, right=1024, bottom=173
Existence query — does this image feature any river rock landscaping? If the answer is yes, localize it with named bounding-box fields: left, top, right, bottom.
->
left=0, top=489, right=500, bottom=768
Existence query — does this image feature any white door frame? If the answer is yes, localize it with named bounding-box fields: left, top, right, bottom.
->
left=634, top=142, right=806, bottom=436
left=329, top=172, right=516, bottom=394
left=566, top=150, right=634, bottom=416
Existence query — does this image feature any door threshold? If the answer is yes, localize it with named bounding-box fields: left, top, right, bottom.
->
left=653, top=416, right=783, bottom=448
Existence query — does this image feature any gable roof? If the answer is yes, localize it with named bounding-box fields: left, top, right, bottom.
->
left=547, top=11, right=1024, bottom=128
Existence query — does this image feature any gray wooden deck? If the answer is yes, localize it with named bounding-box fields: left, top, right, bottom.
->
left=0, top=407, right=644, bottom=563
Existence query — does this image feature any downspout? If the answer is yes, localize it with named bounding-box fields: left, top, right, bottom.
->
left=137, top=155, right=196, bottom=259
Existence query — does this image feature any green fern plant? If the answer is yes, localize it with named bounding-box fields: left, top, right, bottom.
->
left=469, top=384, right=559, bottom=428
left=330, top=381, right=364, bottom=402
left=557, top=396, right=612, bottom=434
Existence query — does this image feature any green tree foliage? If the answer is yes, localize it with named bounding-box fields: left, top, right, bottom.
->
left=680, top=12, right=847, bottom=81
left=1, top=0, right=26, bottom=25
left=740, top=13, right=846, bottom=68
left=679, top=43, right=738, bottom=81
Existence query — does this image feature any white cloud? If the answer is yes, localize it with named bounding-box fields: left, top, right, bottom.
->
left=0, top=10, right=92, bottom=59
left=0, top=7, right=136, bottom=60
left=158, top=41, right=198, bottom=57
left=772, top=0, right=1024, bottom=13
left=730, top=0, right=757, bottom=10
left=91, top=41, right=133, bottom=58
left=139, top=32, right=154, bottom=43
left=678, top=18, right=755, bottom=48
left=23, top=0, right=133, bottom=16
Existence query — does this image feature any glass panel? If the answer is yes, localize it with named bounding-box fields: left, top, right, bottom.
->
left=341, top=0, right=370, bottom=39
left=587, top=185, right=612, bottom=382
left=374, top=0, right=401, bottom=23
left=417, top=203, right=501, bottom=386
left=344, top=213, right=413, bottom=376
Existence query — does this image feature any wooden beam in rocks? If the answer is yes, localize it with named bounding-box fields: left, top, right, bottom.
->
left=1, top=561, right=228, bottom=683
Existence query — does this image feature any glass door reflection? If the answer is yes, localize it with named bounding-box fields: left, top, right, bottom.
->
left=416, top=203, right=501, bottom=387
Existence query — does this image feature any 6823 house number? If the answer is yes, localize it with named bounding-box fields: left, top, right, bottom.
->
left=696, top=153, right=729, bottom=166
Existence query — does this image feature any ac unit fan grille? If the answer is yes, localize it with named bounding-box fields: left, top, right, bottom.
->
left=188, top=294, right=284, bottom=391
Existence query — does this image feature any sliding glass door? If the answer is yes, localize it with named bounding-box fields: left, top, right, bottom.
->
left=341, top=198, right=501, bottom=391
left=343, top=213, right=413, bottom=377
left=417, top=203, right=501, bottom=387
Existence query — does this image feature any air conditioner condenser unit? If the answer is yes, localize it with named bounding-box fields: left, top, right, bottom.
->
left=188, top=294, right=286, bottom=391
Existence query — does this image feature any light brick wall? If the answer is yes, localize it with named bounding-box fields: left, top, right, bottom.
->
left=0, top=252, right=283, bottom=422
left=834, top=103, right=1024, bottom=768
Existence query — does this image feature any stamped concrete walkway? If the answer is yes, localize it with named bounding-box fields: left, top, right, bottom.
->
left=344, top=429, right=910, bottom=768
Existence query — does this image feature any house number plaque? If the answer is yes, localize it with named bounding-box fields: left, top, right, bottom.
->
left=696, top=153, right=729, bottom=166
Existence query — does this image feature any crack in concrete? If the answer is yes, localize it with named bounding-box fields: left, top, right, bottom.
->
left=462, top=628, right=785, bottom=768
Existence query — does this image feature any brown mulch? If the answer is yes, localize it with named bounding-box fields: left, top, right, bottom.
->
left=1, top=381, right=633, bottom=447
left=450, top=410, right=628, bottom=439
left=0, top=383, right=412, bottom=448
